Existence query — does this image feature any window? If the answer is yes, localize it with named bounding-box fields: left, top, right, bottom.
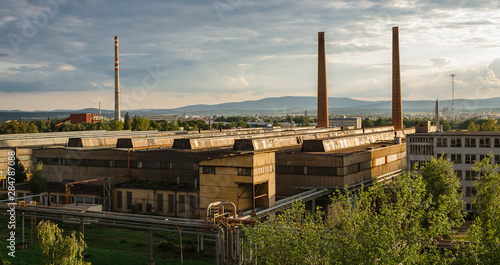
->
left=450, top=138, right=462, bottom=147
left=455, top=170, right=462, bottom=180
left=126, top=192, right=132, bottom=209
left=410, top=161, right=424, bottom=169
left=168, top=194, right=175, bottom=213
left=269, top=165, right=274, bottom=172
left=190, top=195, right=197, bottom=215
left=137, top=203, right=143, bottom=212
left=496, top=155, right=500, bottom=164
left=157, top=193, right=164, bottom=213
left=257, top=167, right=266, bottom=175
left=495, top=138, right=500, bottom=148
left=179, top=195, right=185, bottom=213
left=237, top=167, right=252, bottom=176
left=76, top=196, right=84, bottom=204
left=466, top=187, right=472, bottom=197
left=146, top=203, right=152, bottom=213
left=479, top=138, right=491, bottom=148
left=110, top=160, right=115, bottom=167
left=50, top=195, right=56, bottom=204
left=203, top=166, right=216, bottom=174
left=465, top=138, right=476, bottom=148
left=409, top=145, right=433, bottom=155
left=451, top=154, right=462, bottom=164
left=479, top=154, right=487, bottom=162
left=117, top=191, right=122, bottom=209
left=465, top=171, right=477, bottom=181
left=137, top=161, right=143, bottom=169
left=85, top=197, right=93, bottom=204
left=465, top=154, right=476, bottom=164
left=437, top=138, right=448, bottom=147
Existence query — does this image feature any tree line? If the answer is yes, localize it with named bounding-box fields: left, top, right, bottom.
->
left=362, top=117, right=500, bottom=131
left=243, top=155, right=500, bottom=264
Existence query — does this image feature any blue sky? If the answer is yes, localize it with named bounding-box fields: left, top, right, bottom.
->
left=1, top=0, right=500, bottom=111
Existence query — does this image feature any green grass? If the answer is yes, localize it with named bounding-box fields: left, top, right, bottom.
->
left=0, top=214, right=215, bottom=265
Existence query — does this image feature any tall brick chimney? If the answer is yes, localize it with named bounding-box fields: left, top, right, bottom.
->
left=317, top=32, right=329, bottom=128
left=114, top=36, right=121, bottom=121
left=392, top=27, right=403, bottom=130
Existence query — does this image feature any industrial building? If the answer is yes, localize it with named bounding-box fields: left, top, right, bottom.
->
left=5, top=125, right=414, bottom=219
left=407, top=121, right=500, bottom=212
left=54, top=113, right=103, bottom=126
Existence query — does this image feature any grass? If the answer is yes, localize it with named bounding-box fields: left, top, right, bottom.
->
left=0, top=213, right=215, bottom=265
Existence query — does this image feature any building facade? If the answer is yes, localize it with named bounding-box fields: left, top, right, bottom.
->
left=407, top=131, right=500, bottom=212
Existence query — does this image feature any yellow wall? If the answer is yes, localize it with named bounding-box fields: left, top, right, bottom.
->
left=199, top=151, right=276, bottom=216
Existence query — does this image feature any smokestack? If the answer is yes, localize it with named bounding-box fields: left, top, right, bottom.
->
left=435, top=99, right=439, bottom=131
left=317, top=32, right=329, bottom=128
left=114, top=36, right=121, bottom=121
left=392, top=27, right=403, bottom=130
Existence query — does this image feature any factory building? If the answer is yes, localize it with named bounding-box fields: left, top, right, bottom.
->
left=9, top=125, right=414, bottom=219
left=407, top=121, right=500, bottom=212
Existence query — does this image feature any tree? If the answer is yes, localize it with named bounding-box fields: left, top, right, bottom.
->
left=458, top=154, right=500, bottom=264
left=362, top=118, right=374, bottom=127
left=37, top=220, right=90, bottom=265
left=123, top=112, right=131, bottom=130
left=480, top=119, right=500, bottom=131
left=419, top=156, right=463, bottom=233
left=110, top=120, right=124, bottom=131
left=468, top=121, right=480, bottom=131
left=12, top=157, right=27, bottom=183
left=30, top=162, right=47, bottom=195
left=440, top=119, right=451, bottom=131
left=131, top=116, right=151, bottom=131
left=243, top=172, right=453, bottom=264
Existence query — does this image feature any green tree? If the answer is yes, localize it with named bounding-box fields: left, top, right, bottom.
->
left=27, top=122, right=39, bottom=133
left=440, top=119, right=451, bottom=131
left=37, top=220, right=90, bottom=265
left=30, top=162, right=47, bottom=195
left=123, top=112, right=131, bottom=130
left=419, top=156, right=463, bottom=233
left=480, top=119, right=500, bottom=131
left=109, top=120, right=124, bottom=131
left=243, top=172, right=453, bottom=264
left=362, top=118, right=374, bottom=127
left=458, top=154, right=500, bottom=264
left=131, top=116, right=151, bottom=131
left=468, top=121, right=480, bottom=131
left=12, top=157, right=27, bottom=183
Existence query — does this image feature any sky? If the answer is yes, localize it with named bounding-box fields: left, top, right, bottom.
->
left=1, top=0, right=500, bottom=111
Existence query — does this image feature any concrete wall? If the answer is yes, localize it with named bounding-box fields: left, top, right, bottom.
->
left=113, top=187, right=197, bottom=218
left=199, top=151, right=276, bottom=216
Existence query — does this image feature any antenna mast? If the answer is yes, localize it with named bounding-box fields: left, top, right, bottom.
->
left=450, top=74, right=456, bottom=121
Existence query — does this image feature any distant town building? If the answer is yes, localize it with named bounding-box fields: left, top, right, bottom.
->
left=443, top=108, right=450, bottom=119
left=143, top=115, right=180, bottom=122
left=330, top=116, right=362, bottom=129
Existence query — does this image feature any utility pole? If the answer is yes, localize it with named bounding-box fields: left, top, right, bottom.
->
left=450, top=74, right=456, bottom=121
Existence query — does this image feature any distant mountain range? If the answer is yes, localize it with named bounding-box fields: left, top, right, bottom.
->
left=2, top=96, right=500, bottom=121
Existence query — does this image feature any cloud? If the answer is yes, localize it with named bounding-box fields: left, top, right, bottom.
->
left=0, top=0, right=500, bottom=110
